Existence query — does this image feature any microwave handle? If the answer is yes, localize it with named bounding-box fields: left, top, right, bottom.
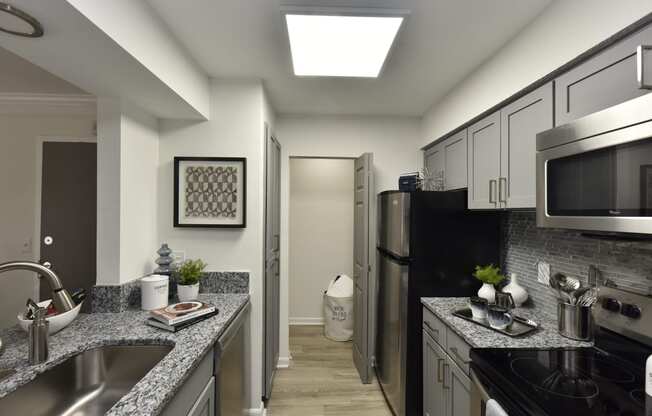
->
left=637, top=45, right=652, bottom=90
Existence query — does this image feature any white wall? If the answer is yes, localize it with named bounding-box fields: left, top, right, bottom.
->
left=421, top=0, right=652, bottom=146
left=96, top=99, right=160, bottom=285
left=158, top=80, right=266, bottom=413
left=289, top=158, right=354, bottom=325
left=276, top=115, right=421, bottom=361
left=0, top=113, right=95, bottom=329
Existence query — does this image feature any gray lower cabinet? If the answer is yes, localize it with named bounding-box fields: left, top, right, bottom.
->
left=445, top=358, right=471, bottom=416
left=189, top=377, right=216, bottom=416
left=161, top=349, right=215, bottom=416
left=423, top=332, right=447, bottom=416
left=423, top=307, right=474, bottom=416
left=555, top=24, right=652, bottom=125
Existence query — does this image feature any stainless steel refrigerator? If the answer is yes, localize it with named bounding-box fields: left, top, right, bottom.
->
left=375, top=190, right=500, bottom=416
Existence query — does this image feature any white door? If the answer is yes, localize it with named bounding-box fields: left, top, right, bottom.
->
left=353, top=152, right=374, bottom=384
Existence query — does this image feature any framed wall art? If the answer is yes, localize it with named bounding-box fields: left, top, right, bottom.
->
left=174, top=157, right=246, bottom=228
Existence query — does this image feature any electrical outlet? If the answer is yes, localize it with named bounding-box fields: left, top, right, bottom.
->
left=537, top=261, right=550, bottom=286
left=171, top=251, right=185, bottom=265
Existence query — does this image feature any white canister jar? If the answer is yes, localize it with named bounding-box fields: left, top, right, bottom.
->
left=141, top=274, right=169, bottom=310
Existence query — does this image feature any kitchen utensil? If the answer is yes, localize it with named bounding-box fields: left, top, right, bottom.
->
left=495, top=292, right=516, bottom=310
left=570, top=286, right=590, bottom=305
left=576, top=287, right=599, bottom=307
left=550, top=273, right=571, bottom=303
left=558, top=302, right=593, bottom=341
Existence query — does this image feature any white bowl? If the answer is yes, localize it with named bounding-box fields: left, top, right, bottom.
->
left=17, top=300, right=83, bottom=335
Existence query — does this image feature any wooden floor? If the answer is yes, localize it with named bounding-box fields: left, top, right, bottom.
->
left=266, top=326, right=393, bottom=416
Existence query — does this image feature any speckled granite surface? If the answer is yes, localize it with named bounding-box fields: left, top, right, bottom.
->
left=92, top=271, right=250, bottom=313
left=0, top=293, right=249, bottom=416
left=421, top=297, right=592, bottom=349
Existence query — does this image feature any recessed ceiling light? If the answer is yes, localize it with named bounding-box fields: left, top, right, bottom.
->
left=283, top=8, right=406, bottom=78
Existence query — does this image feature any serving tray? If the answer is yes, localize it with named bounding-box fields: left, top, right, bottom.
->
left=452, top=307, right=539, bottom=338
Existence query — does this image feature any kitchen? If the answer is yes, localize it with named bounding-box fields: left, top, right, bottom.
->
left=1, top=1, right=652, bottom=416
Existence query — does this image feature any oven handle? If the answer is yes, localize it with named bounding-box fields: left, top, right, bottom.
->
left=470, top=368, right=491, bottom=402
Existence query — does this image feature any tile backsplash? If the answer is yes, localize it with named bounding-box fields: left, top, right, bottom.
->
left=501, top=211, right=652, bottom=316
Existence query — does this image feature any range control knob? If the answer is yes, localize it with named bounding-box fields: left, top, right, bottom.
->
left=601, top=297, right=621, bottom=313
left=621, top=303, right=642, bottom=319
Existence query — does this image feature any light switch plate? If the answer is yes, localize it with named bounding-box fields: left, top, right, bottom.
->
left=172, top=251, right=186, bottom=264
left=537, top=261, right=550, bottom=286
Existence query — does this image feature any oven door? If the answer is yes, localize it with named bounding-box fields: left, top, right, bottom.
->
left=537, top=119, right=652, bottom=234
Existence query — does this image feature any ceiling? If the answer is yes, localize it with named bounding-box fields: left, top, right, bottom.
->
left=148, top=0, right=551, bottom=117
left=0, top=46, right=86, bottom=95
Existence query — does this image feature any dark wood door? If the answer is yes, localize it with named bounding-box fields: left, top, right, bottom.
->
left=40, top=141, right=96, bottom=309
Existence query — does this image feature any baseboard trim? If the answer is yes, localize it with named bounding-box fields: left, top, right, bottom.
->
left=245, top=402, right=266, bottom=416
left=277, top=356, right=292, bottom=369
left=289, top=317, right=324, bottom=325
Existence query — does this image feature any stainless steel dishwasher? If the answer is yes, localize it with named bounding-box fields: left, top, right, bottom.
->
left=215, top=302, right=249, bottom=416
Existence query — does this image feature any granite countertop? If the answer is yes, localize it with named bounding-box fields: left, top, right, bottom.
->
left=0, top=293, right=249, bottom=415
left=421, top=297, right=592, bottom=349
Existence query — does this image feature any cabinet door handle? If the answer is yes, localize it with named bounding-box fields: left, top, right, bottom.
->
left=489, top=180, right=497, bottom=204
left=442, top=362, right=450, bottom=390
left=424, top=321, right=439, bottom=335
left=637, top=45, right=652, bottom=90
left=499, top=177, right=507, bottom=204
left=437, top=358, right=444, bottom=383
left=449, top=346, right=468, bottom=364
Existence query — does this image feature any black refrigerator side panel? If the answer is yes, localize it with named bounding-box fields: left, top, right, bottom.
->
left=405, top=190, right=501, bottom=416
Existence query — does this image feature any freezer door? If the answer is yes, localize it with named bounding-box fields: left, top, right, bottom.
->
left=378, top=192, right=410, bottom=257
left=375, top=251, right=408, bottom=416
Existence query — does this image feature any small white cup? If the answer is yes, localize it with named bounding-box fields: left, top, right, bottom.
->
left=141, top=274, right=169, bottom=310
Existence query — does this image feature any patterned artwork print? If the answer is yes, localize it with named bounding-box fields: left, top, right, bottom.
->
left=184, top=166, right=238, bottom=218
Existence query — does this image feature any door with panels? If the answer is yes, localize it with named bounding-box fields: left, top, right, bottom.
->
left=467, top=112, right=501, bottom=209
left=443, top=130, right=467, bottom=190
left=263, top=126, right=281, bottom=400
left=423, top=332, right=447, bottom=416
left=353, top=153, right=374, bottom=384
left=499, top=82, right=553, bottom=208
left=424, top=144, right=444, bottom=190
left=444, top=358, right=471, bottom=416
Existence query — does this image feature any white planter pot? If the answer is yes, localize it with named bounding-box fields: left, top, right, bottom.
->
left=177, top=283, right=200, bottom=302
left=503, top=273, right=528, bottom=307
left=477, top=283, right=496, bottom=304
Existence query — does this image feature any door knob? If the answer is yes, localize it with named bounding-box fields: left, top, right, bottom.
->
left=43, top=236, right=54, bottom=246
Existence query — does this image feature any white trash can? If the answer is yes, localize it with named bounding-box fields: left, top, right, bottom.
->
left=323, top=274, right=354, bottom=342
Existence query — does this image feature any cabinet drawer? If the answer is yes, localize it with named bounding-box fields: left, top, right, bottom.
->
left=445, top=328, right=471, bottom=374
left=423, top=307, right=447, bottom=347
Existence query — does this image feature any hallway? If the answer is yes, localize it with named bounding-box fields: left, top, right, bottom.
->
left=266, top=326, right=393, bottom=416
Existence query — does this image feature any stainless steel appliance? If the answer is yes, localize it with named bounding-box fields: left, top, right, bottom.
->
left=216, top=303, right=249, bottom=416
left=536, top=93, right=652, bottom=234
left=470, top=286, right=652, bottom=416
left=376, top=190, right=500, bottom=416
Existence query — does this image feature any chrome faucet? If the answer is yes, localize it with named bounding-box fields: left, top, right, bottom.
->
left=0, top=261, right=76, bottom=358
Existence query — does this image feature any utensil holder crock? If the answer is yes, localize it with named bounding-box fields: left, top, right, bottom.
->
left=558, top=302, right=593, bottom=341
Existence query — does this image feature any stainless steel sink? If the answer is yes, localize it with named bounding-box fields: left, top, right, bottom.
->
left=0, top=344, right=172, bottom=415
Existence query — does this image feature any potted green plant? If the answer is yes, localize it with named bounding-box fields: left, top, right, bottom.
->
left=473, top=264, right=505, bottom=303
left=176, top=259, right=206, bottom=301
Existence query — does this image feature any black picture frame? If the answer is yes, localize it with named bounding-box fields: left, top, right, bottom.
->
left=174, top=156, right=247, bottom=228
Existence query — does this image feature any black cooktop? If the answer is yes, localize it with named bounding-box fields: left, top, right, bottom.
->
left=471, top=329, right=652, bottom=416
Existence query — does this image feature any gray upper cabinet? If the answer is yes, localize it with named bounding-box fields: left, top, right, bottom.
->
left=443, top=130, right=468, bottom=190
left=467, top=112, right=501, bottom=209
left=424, top=144, right=444, bottom=190
left=555, top=24, right=652, bottom=125
left=500, top=83, right=553, bottom=208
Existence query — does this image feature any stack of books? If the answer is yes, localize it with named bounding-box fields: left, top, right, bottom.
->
left=146, top=301, right=218, bottom=332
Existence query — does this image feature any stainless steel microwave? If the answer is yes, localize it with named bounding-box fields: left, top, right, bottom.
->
left=536, top=93, right=652, bottom=234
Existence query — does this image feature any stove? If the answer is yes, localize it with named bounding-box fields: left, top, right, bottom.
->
left=470, top=286, right=652, bottom=416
